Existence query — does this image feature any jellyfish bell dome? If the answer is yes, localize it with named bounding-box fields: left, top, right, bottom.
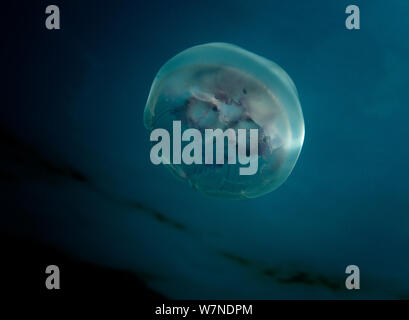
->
left=144, top=43, right=304, bottom=199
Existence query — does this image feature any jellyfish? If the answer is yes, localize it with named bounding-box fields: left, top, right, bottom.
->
left=144, top=43, right=304, bottom=199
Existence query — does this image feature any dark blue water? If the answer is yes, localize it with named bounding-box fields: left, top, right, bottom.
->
left=1, top=0, right=409, bottom=298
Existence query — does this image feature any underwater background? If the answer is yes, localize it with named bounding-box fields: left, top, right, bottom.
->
left=1, top=0, right=409, bottom=299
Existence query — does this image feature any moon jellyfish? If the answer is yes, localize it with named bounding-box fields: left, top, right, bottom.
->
left=144, top=43, right=304, bottom=199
